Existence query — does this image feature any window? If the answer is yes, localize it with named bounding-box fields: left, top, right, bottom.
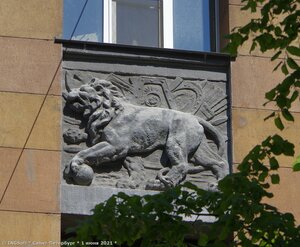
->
left=63, top=0, right=219, bottom=52
left=108, top=0, right=161, bottom=47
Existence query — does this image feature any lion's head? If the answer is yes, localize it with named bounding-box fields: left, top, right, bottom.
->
left=64, top=78, right=124, bottom=144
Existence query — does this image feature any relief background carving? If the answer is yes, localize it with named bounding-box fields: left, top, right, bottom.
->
left=62, top=71, right=229, bottom=191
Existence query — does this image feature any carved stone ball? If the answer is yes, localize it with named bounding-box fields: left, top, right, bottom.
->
left=73, top=164, right=94, bottom=186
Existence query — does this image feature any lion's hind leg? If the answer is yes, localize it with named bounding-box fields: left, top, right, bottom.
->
left=190, top=138, right=228, bottom=181
left=156, top=135, right=193, bottom=187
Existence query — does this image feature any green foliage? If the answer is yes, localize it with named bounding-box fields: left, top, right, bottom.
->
left=224, top=0, right=300, bottom=171
left=67, top=1, right=300, bottom=245
left=293, top=155, right=300, bottom=171
left=68, top=135, right=300, bottom=246
left=65, top=106, right=299, bottom=237
left=225, top=1, right=299, bottom=104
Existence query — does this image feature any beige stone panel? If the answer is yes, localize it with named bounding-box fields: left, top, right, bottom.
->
left=0, top=0, right=62, bottom=39
left=229, top=0, right=263, bottom=6
left=0, top=37, right=61, bottom=94
left=26, top=96, right=61, bottom=151
left=0, top=93, right=43, bottom=148
left=229, top=4, right=260, bottom=29
left=229, top=0, right=245, bottom=5
left=229, top=5, right=299, bottom=58
left=0, top=211, right=60, bottom=243
left=231, top=55, right=292, bottom=111
left=232, top=163, right=239, bottom=173
left=0, top=149, right=60, bottom=213
left=49, top=69, right=62, bottom=96
left=232, top=108, right=300, bottom=165
left=229, top=5, right=269, bottom=57
left=0, top=148, right=22, bottom=199
left=265, top=168, right=300, bottom=223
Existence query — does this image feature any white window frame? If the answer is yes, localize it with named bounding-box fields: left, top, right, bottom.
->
left=162, top=0, right=173, bottom=48
left=103, top=0, right=173, bottom=47
left=103, top=0, right=113, bottom=43
left=103, top=0, right=219, bottom=51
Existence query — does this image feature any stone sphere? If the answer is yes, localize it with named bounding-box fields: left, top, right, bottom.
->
left=73, top=164, right=94, bottom=185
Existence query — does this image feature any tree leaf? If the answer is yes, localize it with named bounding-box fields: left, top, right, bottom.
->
left=219, top=226, right=231, bottom=241
left=287, top=57, right=299, bottom=70
left=271, top=51, right=281, bottom=61
left=265, top=89, right=276, bottom=100
left=293, top=162, right=300, bottom=172
left=274, top=116, right=284, bottom=130
left=295, top=80, right=300, bottom=87
left=198, top=234, right=209, bottom=246
left=259, top=171, right=268, bottom=182
left=290, top=90, right=299, bottom=102
left=274, top=26, right=282, bottom=36
left=271, top=174, right=280, bottom=184
left=281, top=63, right=289, bottom=75
left=269, top=157, right=279, bottom=170
left=264, top=111, right=275, bottom=121
left=250, top=41, right=257, bottom=53
left=281, top=108, right=294, bottom=121
left=276, top=95, right=287, bottom=108
left=287, top=46, right=300, bottom=56
left=273, top=61, right=283, bottom=71
left=282, top=141, right=295, bottom=157
left=292, top=155, right=300, bottom=171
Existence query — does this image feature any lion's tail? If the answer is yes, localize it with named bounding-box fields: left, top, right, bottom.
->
left=197, top=117, right=226, bottom=156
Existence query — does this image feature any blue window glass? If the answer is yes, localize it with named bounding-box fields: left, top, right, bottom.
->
left=63, top=0, right=103, bottom=42
left=115, top=0, right=160, bottom=47
left=173, top=0, right=211, bottom=51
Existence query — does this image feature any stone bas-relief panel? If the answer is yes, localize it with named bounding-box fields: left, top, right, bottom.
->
left=62, top=71, right=229, bottom=191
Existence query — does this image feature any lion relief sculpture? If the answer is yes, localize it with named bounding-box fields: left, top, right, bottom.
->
left=63, top=78, right=228, bottom=190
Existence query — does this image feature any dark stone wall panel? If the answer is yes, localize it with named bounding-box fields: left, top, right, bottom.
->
left=60, top=42, right=232, bottom=215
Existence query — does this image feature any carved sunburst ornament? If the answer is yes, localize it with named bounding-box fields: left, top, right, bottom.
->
left=106, top=74, right=228, bottom=128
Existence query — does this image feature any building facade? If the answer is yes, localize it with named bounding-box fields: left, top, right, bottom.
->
left=0, top=0, right=299, bottom=243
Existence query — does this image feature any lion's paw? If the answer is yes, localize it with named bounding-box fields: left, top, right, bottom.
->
left=116, top=179, right=139, bottom=189
left=145, top=179, right=166, bottom=191
left=207, top=182, right=219, bottom=192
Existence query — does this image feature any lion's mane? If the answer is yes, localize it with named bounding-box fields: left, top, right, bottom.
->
left=84, top=78, right=124, bottom=144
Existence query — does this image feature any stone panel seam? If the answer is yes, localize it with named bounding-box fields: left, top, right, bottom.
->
left=0, top=209, right=61, bottom=215
left=24, top=147, right=62, bottom=152
left=0, top=146, right=22, bottom=151
left=232, top=106, right=300, bottom=114
left=0, top=91, right=47, bottom=97
left=0, top=35, right=54, bottom=42
left=0, top=146, right=61, bottom=152
left=229, top=3, right=247, bottom=7
left=236, top=53, right=300, bottom=62
left=236, top=54, right=275, bottom=60
left=0, top=59, right=62, bottom=205
left=232, top=106, right=276, bottom=112
left=233, top=163, right=294, bottom=169
left=0, top=90, right=61, bottom=97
